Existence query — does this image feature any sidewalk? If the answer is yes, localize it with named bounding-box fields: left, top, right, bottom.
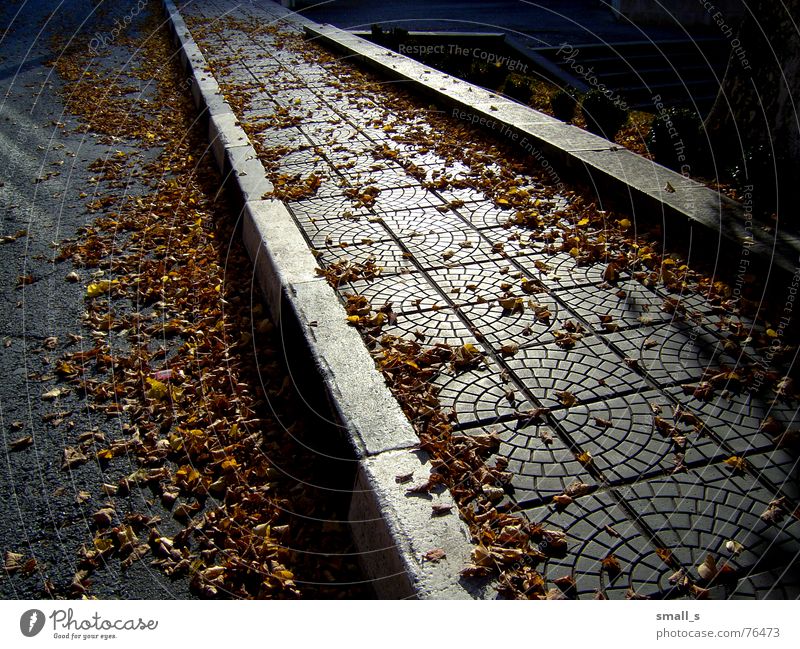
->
left=173, top=0, right=800, bottom=599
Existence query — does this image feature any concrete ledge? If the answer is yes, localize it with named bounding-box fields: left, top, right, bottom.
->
left=304, top=22, right=800, bottom=281
left=350, top=449, right=495, bottom=600
left=163, top=0, right=482, bottom=598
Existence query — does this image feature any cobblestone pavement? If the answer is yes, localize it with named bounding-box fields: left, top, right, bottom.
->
left=177, top=0, right=800, bottom=598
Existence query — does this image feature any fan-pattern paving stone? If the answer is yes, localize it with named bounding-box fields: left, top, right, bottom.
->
left=467, top=420, right=597, bottom=507
left=432, top=363, right=536, bottom=428
left=380, top=307, right=477, bottom=347
left=550, top=390, right=723, bottom=485
left=746, top=448, right=800, bottom=502
left=605, top=322, right=742, bottom=384
left=554, top=279, right=676, bottom=331
left=662, top=385, right=799, bottom=455
left=182, top=0, right=800, bottom=599
left=621, top=466, right=800, bottom=588
left=523, top=491, right=679, bottom=599
left=293, top=213, right=392, bottom=249
left=505, top=338, right=647, bottom=409
left=517, top=252, right=624, bottom=290
left=459, top=296, right=568, bottom=350
left=344, top=272, right=443, bottom=314
left=312, top=239, right=415, bottom=276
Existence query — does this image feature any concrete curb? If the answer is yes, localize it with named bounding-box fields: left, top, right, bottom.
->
left=161, top=0, right=489, bottom=599
left=304, top=22, right=800, bottom=282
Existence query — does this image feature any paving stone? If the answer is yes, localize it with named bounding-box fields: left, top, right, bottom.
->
left=463, top=420, right=596, bottom=508
left=269, top=88, right=324, bottom=107
left=709, top=566, right=800, bottom=599
left=451, top=200, right=514, bottom=229
left=273, top=162, right=347, bottom=198
left=426, top=259, right=534, bottom=306
left=399, top=227, right=495, bottom=269
left=550, top=390, right=723, bottom=485
left=516, top=252, right=624, bottom=290
left=344, top=272, right=443, bottom=314
left=378, top=207, right=471, bottom=239
left=704, top=312, right=796, bottom=375
left=458, top=295, right=569, bottom=350
left=300, top=121, right=367, bottom=146
left=369, top=185, right=448, bottom=213
left=313, top=239, right=416, bottom=275
left=338, top=162, right=421, bottom=191
left=254, top=125, right=311, bottom=149
left=380, top=307, right=476, bottom=347
left=620, top=465, right=800, bottom=587
left=605, top=321, right=741, bottom=385
left=299, top=105, right=346, bottom=124
left=480, top=229, right=546, bottom=259
left=432, top=362, right=536, bottom=428
left=291, top=213, right=392, bottom=248
left=505, top=337, right=647, bottom=409
left=288, top=193, right=373, bottom=220
left=522, top=491, right=677, bottom=599
left=266, top=151, right=330, bottom=175
left=554, top=278, right=677, bottom=332
left=328, top=151, right=388, bottom=175
left=663, top=385, right=799, bottom=456
left=434, top=185, right=488, bottom=205
left=746, top=448, right=800, bottom=502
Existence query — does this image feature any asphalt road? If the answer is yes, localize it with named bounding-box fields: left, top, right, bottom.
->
left=0, top=0, right=198, bottom=599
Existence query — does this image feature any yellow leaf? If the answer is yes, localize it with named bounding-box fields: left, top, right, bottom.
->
left=94, top=537, right=114, bottom=553
left=86, top=279, right=116, bottom=298
left=723, top=455, right=747, bottom=473
left=145, top=377, right=168, bottom=400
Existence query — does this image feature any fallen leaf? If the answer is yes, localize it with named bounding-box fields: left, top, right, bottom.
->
left=725, top=539, right=744, bottom=557
left=555, top=390, right=577, bottom=407
left=500, top=342, right=519, bottom=357
left=696, top=554, right=717, bottom=581
left=42, top=388, right=62, bottom=400
left=62, top=447, right=88, bottom=470
left=85, top=279, right=116, bottom=298
left=4, top=551, right=25, bottom=573
left=723, top=455, right=748, bottom=473
left=601, top=553, right=622, bottom=576
left=422, top=548, right=447, bottom=563
left=552, top=493, right=573, bottom=509
left=9, top=435, right=33, bottom=451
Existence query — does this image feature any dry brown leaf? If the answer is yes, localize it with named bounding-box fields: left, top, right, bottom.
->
left=9, top=435, right=33, bottom=451
left=422, top=548, right=446, bottom=563
left=62, top=447, right=88, bottom=470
